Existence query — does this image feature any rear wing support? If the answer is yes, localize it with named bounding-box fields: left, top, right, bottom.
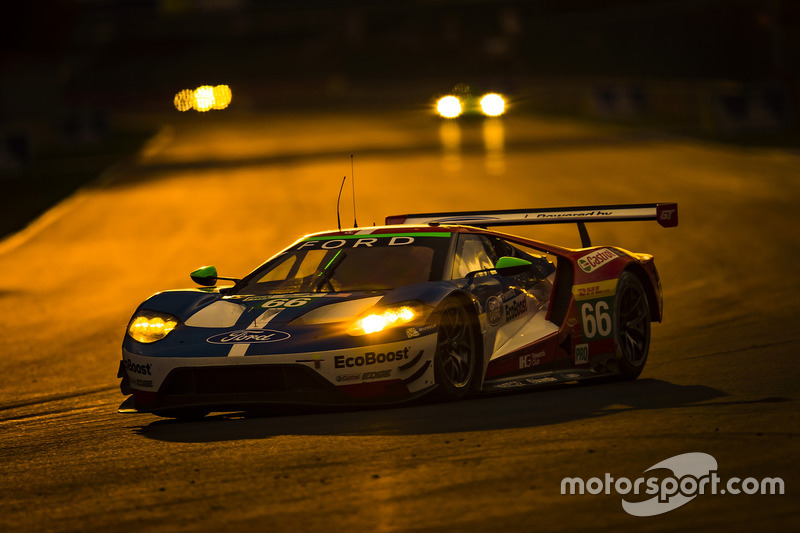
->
left=385, top=203, right=678, bottom=248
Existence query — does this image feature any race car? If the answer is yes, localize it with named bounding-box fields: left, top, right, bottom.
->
left=118, top=203, right=677, bottom=418
left=436, top=83, right=507, bottom=118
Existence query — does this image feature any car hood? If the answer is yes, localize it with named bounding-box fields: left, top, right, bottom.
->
left=124, top=282, right=458, bottom=357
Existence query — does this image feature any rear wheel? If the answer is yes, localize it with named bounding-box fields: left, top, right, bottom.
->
left=432, top=298, right=479, bottom=400
left=614, top=271, right=651, bottom=380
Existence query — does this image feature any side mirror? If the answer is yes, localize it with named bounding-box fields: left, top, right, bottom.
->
left=495, top=256, right=533, bottom=276
left=190, top=265, right=218, bottom=286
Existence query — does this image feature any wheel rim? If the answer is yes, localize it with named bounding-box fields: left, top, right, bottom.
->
left=617, top=283, right=649, bottom=366
left=437, top=304, right=475, bottom=388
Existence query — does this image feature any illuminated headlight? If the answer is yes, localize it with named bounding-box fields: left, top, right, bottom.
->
left=128, top=311, right=179, bottom=343
left=437, top=96, right=463, bottom=118
left=349, top=305, right=419, bottom=336
left=480, top=93, right=505, bottom=116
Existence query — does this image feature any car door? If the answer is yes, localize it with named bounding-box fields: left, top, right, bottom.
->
left=451, top=233, right=541, bottom=339
left=451, top=233, right=559, bottom=378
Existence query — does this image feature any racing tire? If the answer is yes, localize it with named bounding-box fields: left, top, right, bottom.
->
left=432, top=297, right=480, bottom=401
left=614, top=271, right=651, bottom=380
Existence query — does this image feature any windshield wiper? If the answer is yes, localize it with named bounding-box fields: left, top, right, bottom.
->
left=313, top=250, right=347, bottom=292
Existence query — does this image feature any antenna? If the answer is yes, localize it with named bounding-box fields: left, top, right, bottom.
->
left=336, top=175, right=346, bottom=231
left=351, top=153, right=358, bottom=228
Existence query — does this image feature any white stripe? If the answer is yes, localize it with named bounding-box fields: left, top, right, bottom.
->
left=227, top=343, right=250, bottom=357
left=227, top=308, right=283, bottom=357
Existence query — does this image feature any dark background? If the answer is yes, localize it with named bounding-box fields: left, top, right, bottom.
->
left=4, top=1, right=799, bottom=116
left=2, top=0, right=799, bottom=236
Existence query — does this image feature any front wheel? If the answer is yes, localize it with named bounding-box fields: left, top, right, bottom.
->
left=614, top=271, right=651, bottom=380
left=432, top=298, right=480, bottom=400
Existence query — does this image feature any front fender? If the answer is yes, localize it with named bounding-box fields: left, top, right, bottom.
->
left=133, top=289, right=224, bottom=322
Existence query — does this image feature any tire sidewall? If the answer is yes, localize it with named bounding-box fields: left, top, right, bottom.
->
left=432, top=298, right=479, bottom=400
left=614, top=271, right=651, bottom=380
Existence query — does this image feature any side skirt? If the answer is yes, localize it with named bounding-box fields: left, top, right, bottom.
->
left=482, top=367, right=616, bottom=392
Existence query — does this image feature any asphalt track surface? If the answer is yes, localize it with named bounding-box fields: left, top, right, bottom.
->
left=0, top=110, right=797, bottom=532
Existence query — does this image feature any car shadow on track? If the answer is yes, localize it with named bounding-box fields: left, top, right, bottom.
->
left=128, top=378, right=787, bottom=444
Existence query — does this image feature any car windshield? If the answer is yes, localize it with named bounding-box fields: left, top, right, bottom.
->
left=233, top=234, right=451, bottom=295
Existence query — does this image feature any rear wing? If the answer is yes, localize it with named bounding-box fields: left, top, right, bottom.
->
left=385, top=203, right=678, bottom=247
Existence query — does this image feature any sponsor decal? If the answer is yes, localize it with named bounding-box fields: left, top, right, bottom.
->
left=561, top=452, right=784, bottom=517
left=242, top=294, right=326, bottom=302
left=238, top=293, right=351, bottom=301
left=578, top=248, right=619, bottom=273
left=486, top=296, right=503, bottom=326
left=335, top=370, right=395, bottom=382
left=574, top=343, right=589, bottom=365
left=363, top=370, right=392, bottom=380
left=525, top=376, right=558, bottom=386
left=495, top=380, right=526, bottom=389
left=406, top=324, right=437, bottom=339
left=135, top=379, right=153, bottom=388
left=207, top=329, right=291, bottom=344
left=294, top=233, right=449, bottom=251
left=658, top=206, right=678, bottom=226
left=495, top=376, right=559, bottom=388
left=504, top=296, right=528, bottom=322
left=573, top=279, right=618, bottom=301
left=123, top=358, right=152, bottom=376
left=536, top=209, right=614, bottom=220
left=334, top=347, right=412, bottom=368
left=519, top=351, right=546, bottom=369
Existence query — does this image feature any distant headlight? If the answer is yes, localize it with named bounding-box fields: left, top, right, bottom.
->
left=480, top=93, right=505, bottom=116
left=349, top=304, right=419, bottom=336
left=128, top=311, right=179, bottom=343
left=437, top=96, right=463, bottom=118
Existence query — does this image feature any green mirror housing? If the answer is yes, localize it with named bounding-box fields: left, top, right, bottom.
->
left=466, top=256, right=534, bottom=280
left=190, top=265, right=218, bottom=286
left=495, top=256, right=533, bottom=276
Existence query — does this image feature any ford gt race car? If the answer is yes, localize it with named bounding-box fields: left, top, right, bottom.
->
left=118, top=203, right=677, bottom=418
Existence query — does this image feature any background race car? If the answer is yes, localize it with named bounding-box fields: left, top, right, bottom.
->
left=435, top=83, right=507, bottom=118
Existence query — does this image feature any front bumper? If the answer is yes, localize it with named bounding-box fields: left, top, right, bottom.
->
left=118, top=334, right=437, bottom=413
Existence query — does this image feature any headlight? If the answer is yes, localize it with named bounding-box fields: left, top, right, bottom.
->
left=128, top=311, right=179, bottom=343
left=480, top=93, right=505, bottom=116
left=349, top=305, right=419, bottom=336
left=437, top=96, right=462, bottom=118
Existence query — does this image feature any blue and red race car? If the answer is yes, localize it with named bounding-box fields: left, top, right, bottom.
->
left=118, top=203, right=677, bottom=418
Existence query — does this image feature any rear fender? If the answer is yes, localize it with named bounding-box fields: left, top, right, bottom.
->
left=623, top=263, right=663, bottom=322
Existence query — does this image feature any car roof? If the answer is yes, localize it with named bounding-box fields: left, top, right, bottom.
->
left=300, top=224, right=573, bottom=255
left=303, top=225, right=475, bottom=239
